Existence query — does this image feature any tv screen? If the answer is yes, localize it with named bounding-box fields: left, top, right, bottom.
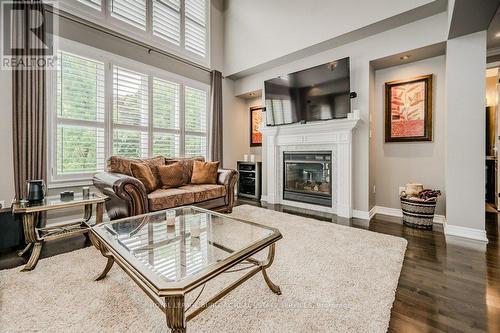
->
left=265, top=57, right=350, bottom=126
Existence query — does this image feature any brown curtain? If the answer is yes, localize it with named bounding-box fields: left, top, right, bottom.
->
left=12, top=0, right=47, bottom=201
left=210, top=70, right=223, bottom=165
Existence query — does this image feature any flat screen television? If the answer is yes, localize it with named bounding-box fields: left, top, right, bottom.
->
left=264, top=57, right=351, bottom=126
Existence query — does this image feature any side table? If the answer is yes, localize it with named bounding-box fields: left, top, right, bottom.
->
left=12, top=192, right=108, bottom=271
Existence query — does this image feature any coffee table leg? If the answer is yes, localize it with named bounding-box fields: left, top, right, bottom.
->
left=96, top=256, right=115, bottom=281
left=165, top=295, right=186, bottom=333
left=261, top=244, right=282, bottom=295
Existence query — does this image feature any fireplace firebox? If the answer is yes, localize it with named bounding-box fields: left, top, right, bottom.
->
left=283, top=152, right=332, bottom=207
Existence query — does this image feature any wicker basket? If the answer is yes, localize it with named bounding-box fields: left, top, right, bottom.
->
left=400, top=196, right=437, bottom=230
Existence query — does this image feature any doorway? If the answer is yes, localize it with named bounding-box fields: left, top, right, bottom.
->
left=486, top=67, right=499, bottom=212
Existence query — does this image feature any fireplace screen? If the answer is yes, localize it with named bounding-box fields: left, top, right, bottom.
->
left=283, top=152, right=332, bottom=207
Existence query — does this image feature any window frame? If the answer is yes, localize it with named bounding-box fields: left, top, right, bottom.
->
left=48, top=38, right=210, bottom=187
left=59, top=0, right=210, bottom=67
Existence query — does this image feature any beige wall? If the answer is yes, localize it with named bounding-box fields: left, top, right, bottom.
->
left=229, top=13, right=448, bottom=213
left=222, top=80, right=247, bottom=170
left=445, top=31, right=486, bottom=232
left=373, top=56, right=446, bottom=215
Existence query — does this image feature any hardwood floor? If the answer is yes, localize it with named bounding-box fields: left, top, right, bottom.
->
left=1, top=200, right=498, bottom=332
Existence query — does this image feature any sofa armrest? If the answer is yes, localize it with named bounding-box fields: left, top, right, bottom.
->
left=93, top=172, right=149, bottom=220
left=217, top=169, right=239, bottom=210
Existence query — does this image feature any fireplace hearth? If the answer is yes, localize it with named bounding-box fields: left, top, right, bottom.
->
left=283, top=152, right=332, bottom=207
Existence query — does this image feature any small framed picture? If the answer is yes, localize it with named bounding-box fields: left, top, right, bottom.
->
left=250, top=106, right=264, bottom=147
left=385, top=74, right=433, bottom=142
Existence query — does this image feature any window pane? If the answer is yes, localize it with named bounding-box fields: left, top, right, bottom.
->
left=111, top=0, right=147, bottom=30
left=113, top=129, right=149, bottom=158
left=153, top=0, right=181, bottom=45
left=185, top=135, right=207, bottom=157
left=185, top=0, right=206, bottom=25
left=113, top=66, right=149, bottom=127
left=153, top=133, right=180, bottom=157
left=77, top=0, right=101, bottom=11
left=185, top=19, right=206, bottom=57
left=153, top=78, right=180, bottom=129
left=57, top=51, right=105, bottom=122
left=57, top=125, right=104, bottom=174
left=185, top=0, right=206, bottom=57
left=185, top=86, right=207, bottom=132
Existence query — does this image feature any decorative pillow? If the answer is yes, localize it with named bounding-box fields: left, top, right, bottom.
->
left=191, top=161, right=220, bottom=185
left=165, top=156, right=205, bottom=181
left=158, top=162, right=189, bottom=188
left=107, top=156, right=165, bottom=177
left=130, top=162, right=157, bottom=193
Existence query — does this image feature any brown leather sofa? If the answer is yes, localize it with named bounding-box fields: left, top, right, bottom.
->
left=93, top=156, right=239, bottom=220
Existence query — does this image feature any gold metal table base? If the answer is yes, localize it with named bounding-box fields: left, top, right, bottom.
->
left=17, top=201, right=105, bottom=271
left=94, top=241, right=281, bottom=333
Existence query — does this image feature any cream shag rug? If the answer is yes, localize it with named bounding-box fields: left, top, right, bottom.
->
left=0, top=205, right=407, bottom=333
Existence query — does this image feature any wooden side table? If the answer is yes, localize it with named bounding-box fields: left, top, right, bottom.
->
left=12, top=192, right=107, bottom=271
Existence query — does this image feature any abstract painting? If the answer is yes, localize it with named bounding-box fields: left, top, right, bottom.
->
left=385, top=74, right=433, bottom=142
left=250, top=106, right=264, bottom=146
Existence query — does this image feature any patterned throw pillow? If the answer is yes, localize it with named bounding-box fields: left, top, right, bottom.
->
left=130, top=162, right=157, bottom=193
left=158, top=162, right=189, bottom=188
left=190, top=161, right=220, bottom=184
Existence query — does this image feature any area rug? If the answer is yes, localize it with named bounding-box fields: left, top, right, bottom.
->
left=0, top=205, right=407, bottom=332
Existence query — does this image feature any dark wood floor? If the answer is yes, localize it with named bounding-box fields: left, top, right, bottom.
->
left=1, top=200, right=498, bottom=332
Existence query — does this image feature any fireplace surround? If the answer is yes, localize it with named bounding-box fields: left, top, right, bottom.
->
left=261, top=117, right=360, bottom=218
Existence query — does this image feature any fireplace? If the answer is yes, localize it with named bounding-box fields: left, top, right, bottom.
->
left=283, top=152, right=332, bottom=207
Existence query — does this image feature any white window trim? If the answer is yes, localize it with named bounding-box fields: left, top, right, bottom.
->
left=48, top=37, right=210, bottom=188
left=59, top=0, right=211, bottom=68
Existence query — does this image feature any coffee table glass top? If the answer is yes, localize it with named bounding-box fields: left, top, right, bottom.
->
left=92, top=206, right=280, bottom=287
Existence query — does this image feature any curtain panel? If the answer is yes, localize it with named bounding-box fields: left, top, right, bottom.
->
left=210, top=70, right=223, bottom=165
left=12, top=0, right=47, bottom=201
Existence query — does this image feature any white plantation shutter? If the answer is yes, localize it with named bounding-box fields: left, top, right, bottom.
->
left=184, top=86, right=208, bottom=157
left=111, top=0, right=147, bottom=30
left=65, top=0, right=209, bottom=61
left=50, top=41, right=211, bottom=183
left=153, top=77, right=181, bottom=156
left=113, top=66, right=149, bottom=158
left=77, top=0, right=102, bottom=10
left=153, top=0, right=181, bottom=45
left=184, top=0, right=207, bottom=57
left=55, top=51, right=105, bottom=177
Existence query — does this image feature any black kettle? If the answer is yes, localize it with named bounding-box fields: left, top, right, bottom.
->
left=27, top=180, right=46, bottom=203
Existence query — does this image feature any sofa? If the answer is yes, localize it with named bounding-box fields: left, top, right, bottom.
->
left=93, top=156, right=239, bottom=220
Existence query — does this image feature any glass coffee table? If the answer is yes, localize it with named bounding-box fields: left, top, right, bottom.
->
left=90, top=206, right=282, bottom=333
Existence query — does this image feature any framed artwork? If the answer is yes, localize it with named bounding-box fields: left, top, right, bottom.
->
left=250, top=106, right=264, bottom=147
left=385, top=74, right=433, bottom=142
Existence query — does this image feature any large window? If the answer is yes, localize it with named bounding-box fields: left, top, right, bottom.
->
left=49, top=41, right=209, bottom=184
left=62, top=0, right=209, bottom=64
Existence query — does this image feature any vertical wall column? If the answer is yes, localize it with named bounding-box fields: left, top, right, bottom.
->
left=445, top=31, right=488, bottom=242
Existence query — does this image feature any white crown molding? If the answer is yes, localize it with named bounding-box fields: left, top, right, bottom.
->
left=444, top=224, right=488, bottom=243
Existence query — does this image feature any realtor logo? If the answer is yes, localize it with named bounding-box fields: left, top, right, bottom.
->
left=1, top=1, right=57, bottom=70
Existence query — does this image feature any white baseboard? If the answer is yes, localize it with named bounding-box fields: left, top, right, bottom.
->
left=260, top=195, right=268, bottom=202
left=444, top=224, right=488, bottom=242
left=374, top=205, right=445, bottom=224
left=352, top=209, right=370, bottom=219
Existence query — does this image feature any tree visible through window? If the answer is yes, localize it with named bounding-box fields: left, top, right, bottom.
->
left=55, top=51, right=105, bottom=176
left=52, top=46, right=209, bottom=183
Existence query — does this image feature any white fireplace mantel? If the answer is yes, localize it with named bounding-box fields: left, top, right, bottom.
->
left=261, top=117, right=360, bottom=218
